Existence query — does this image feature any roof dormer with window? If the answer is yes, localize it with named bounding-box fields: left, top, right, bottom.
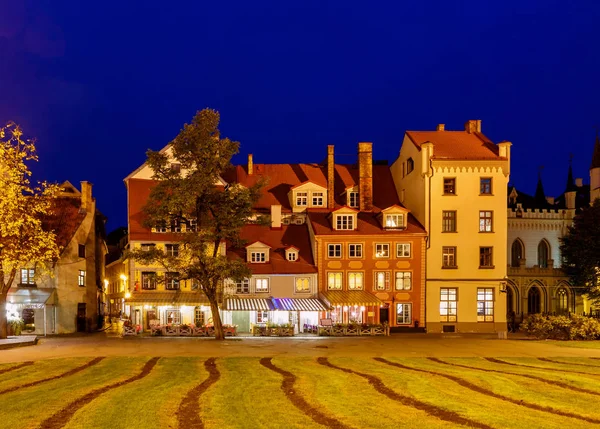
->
left=344, top=186, right=359, bottom=208
left=285, top=246, right=299, bottom=261
left=379, top=205, right=410, bottom=230
left=289, top=181, right=328, bottom=212
left=246, top=241, right=271, bottom=263
left=330, top=207, right=358, bottom=231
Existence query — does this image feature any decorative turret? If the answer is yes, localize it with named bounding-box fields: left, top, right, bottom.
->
left=534, top=168, right=550, bottom=208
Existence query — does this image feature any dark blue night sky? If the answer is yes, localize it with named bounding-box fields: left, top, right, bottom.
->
left=2, top=1, right=600, bottom=231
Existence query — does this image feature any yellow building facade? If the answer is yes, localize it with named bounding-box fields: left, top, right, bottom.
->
left=391, top=121, right=511, bottom=333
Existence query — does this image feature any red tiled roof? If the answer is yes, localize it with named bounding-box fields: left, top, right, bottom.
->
left=228, top=224, right=317, bottom=274
left=406, top=131, right=501, bottom=160
left=308, top=210, right=426, bottom=236
left=42, top=197, right=86, bottom=253
left=231, top=163, right=399, bottom=212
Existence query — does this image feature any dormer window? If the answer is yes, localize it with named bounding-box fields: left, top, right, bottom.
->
left=385, top=214, right=404, bottom=229
left=251, top=252, right=266, bottom=263
left=296, top=192, right=308, bottom=206
left=288, top=252, right=297, bottom=261
left=312, top=192, right=324, bottom=206
left=285, top=247, right=299, bottom=261
left=348, top=191, right=359, bottom=208
left=336, top=214, right=354, bottom=230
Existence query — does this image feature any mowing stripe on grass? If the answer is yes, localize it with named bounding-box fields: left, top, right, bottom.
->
left=260, top=357, right=350, bottom=429
left=0, top=357, right=104, bottom=395
left=374, top=357, right=600, bottom=424
left=429, top=358, right=600, bottom=397
left=176, top=358, right=219, bottom=429
left=318, top=357, right=492, bottom=429
left=0, top=361, right=33, bottom=375
left=39, top=357, right=160, bottom=429
left=486, top=357, right=600, bottom=376
left=539, top=357, right=600, bottom=368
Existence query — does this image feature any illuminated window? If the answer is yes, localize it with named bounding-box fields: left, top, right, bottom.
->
left=395, top=272, right=412, bottom=290
left=78, top=270, right=86, bottom=287
left=166, top=309, right=181, bottom=324
left=328, top=272, right=342, bottom=290
left=194, top=307, right=205, bottom=326
left=375, top=243, right=389, bottom=258
left=251, top=252, right=266, bottom=263
left=479, top=211, right=493, bottom=232
left=255, top=278, right=269, bottom=292
left=375, top=271, right=390, bottom=291
left=348, top=272, right=363, bottom=290
left=257, top=311, right=269, bottom=324
left=349, top=243, right=363, bottom=258
left=385, top=214, right=404, bottom=228
left=477, top=288, right=494, bottom=322
left=348, top=191, right=359, bottom=208
left=396, top=303, right=412, bottom=325
left=557, top=288, right=568, bottom=313
left=397, top=243, right=411, bottom=258
left=440, top=288, right=457, bottom=322
left=165, top=272, right=180, bottom=290
left=328, top=244, right=342, bottom=258
left=20, top=268, right=35, bottom=285
left=295, top=278, right=310, bottom=293
left=336, top=215, right=354, bottom=230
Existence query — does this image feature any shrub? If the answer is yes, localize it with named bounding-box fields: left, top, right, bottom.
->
left=521, top=314, right=600, bottom=340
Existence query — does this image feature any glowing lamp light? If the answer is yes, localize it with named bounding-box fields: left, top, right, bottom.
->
left=125, top=291, right=131, bottom=299
left=103, top=279, right=109, bottom=289
left=343, top=306, right=348, bottom=311
left=360, top=306, right=365, bottom=311
left=119, top=274, right=127, bottom=281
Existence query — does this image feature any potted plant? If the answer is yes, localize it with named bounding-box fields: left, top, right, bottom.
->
left=179, top=324, right=192, bottom=336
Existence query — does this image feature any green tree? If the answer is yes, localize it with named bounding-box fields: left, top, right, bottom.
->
left=560, top=198, right=600, bottom=302
left=129, top=109, right=263, bottom=340
left=0, top=122, right=60, bottom=339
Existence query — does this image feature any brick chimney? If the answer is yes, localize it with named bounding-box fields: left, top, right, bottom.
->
left=464, top=120, right=482, bottom=134
left=80, top=181, right=93, bottom=213
left=248, top=154, right=253, bottom=175
left=436, top=124, right=445, bottom=131
left=576, top=178, right=583, bottom=187
left=358, top=142, right=373, bottom=211
left=270, top=205, right=282, bottom=229
left=327, top=145, right=335, bottom=209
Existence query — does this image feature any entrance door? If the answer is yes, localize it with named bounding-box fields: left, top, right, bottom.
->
left=77, top=303, right=87, bottom=332
left=528, top=287, right=541, bottom=314
left=232, top=311, right=250, bottom=333
left=380, top=307, right=389, bottom=324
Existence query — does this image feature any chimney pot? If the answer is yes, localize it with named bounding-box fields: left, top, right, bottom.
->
left=271, top=205, right=282, bottom=229
left=436, top=124, right=445, bottom=131
left=248, top=154, right=253, bottom=175
left=327, top=145, right=335, bottom=209
left=80, top=181, right=93, bottom=213
left=465, top=119, right=482, bottom=133
left=575, top=178, right=583, bottom=187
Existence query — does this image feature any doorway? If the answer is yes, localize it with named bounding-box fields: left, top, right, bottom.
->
left=380, top=307, right=389, bottom=324
left=527, top=287, right=541, bottom=314
left=76, top=303, right=87, bottom=332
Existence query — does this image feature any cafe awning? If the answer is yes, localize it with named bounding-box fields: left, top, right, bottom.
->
left=319, top=290, right=382, bottom=307
left=224, top=298, right=274, bottom=311
left=272, top=298, right=328, bottom=312
left=7, top=287, right=56, bottom=306
left=125, top=291, right=209, bottom=306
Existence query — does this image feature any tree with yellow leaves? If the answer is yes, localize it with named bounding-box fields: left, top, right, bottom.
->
left=0, top=122, right=60, bottom=338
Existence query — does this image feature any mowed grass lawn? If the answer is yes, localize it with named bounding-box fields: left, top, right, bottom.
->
left=2, top=356, right=600, bottom=428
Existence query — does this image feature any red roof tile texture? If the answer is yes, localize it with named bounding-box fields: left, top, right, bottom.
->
left=406, top=130, right=502, bottom=160
left=229, top=224, right=317, bottom=274
left=308, top=210, right=426, bottom=236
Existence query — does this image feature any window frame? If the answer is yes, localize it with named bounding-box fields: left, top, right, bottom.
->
left=78, top=270, right=86, bottom=287
left=374, top=271, right=391, bottom=291
left=348, top=243, right=363, bottom=258
left=477, top=288, right=494, bottom=322
left=78, top=244, right=86, bottom=258
left=295, top=277, right=310, bottom=293
left=479, top=247, right=494, bottom=268
left=166, top=308, right=181, bottom=324
left=385, top=214, right=404, bottom=229
left=287, top=251, right=297, bottom=261
left=347, top=272, right=364, bottom=290
left=327, top=272, right=343, bottom=290
left=141, top=272, right=157, bottom=290
left=165, top=244, right=180, bottom=257
left=375, top=243, right=390, bottom=258
left=20, top=268, right=35, bottom=286
left=396, top=303, right=412, bottom=325
left=295, top=191, right=308, bottom=207
left=479, top=210, right=493, bottom=233
left=250, top=251, right=266, bottom=263
left=443, top=178, right=456, bottom=195
left=396, top=243, right=411, bottom=258
left=311, top=191, right=324, bottom=207
left=235, top=278, right=250, bottom=294
left=440, top=288, right=458, bottom=322
left=480, top=177, right=493, bottom=195
left=165, top=272, right=180, bottom=290
left=257, top=310, right=269, bottom=324
left=335, top=214, right=354, bottom=230
left=394, top=271, right=412, bottom=291
left=348, top=191, right=359, bottom=208
left=442, top=246, right=457, bottom=269
left=442, top=210, right=457, bottom=233
left=255, top=278, right=270, bottom=293
left=327, top=243, right=342, bottom=259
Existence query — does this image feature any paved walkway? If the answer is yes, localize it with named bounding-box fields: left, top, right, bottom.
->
left=1, top=332, right=600, bottom=363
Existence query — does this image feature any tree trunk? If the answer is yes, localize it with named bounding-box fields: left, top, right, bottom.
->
left=0, top=293, right=8, bottom=339
left=209, top=298, right=224, bottom=340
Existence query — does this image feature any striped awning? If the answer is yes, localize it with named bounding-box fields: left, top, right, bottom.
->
left=272, top=298, right=329, bottom=312
left=319, top=290, right=382, bottom=307
left=125, top=291, right=210, bottom=305
left=224, top=298, right=274, bottom=311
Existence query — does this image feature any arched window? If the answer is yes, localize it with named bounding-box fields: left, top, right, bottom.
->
left=538, top=240, right=549, bottom=268
left=556, top=288, right=568, bottom=314
left=511, top=239, right=523, bottom=268
left=528, top=287, right=541, bottom=314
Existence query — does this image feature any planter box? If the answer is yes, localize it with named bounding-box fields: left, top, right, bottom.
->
left=150, top=325, right=162, bottom=336
left=332, top=326, right=345, bottom=336
left=224, top=326, right=237, bottom=336
left=163, top=326, right=179, bottom=336
left=192, top=326, right=206, bottom=336
left=253, top=326, right=268, bottom=336
left=278, top=327, right=294, bottom=337
left=179, top=326, right=192, bottom=336
left=371, top=326, right=386, bottom=336
left=122, top=326, right=137, bottom=336
left=346, top=326, right=359, bottom=336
